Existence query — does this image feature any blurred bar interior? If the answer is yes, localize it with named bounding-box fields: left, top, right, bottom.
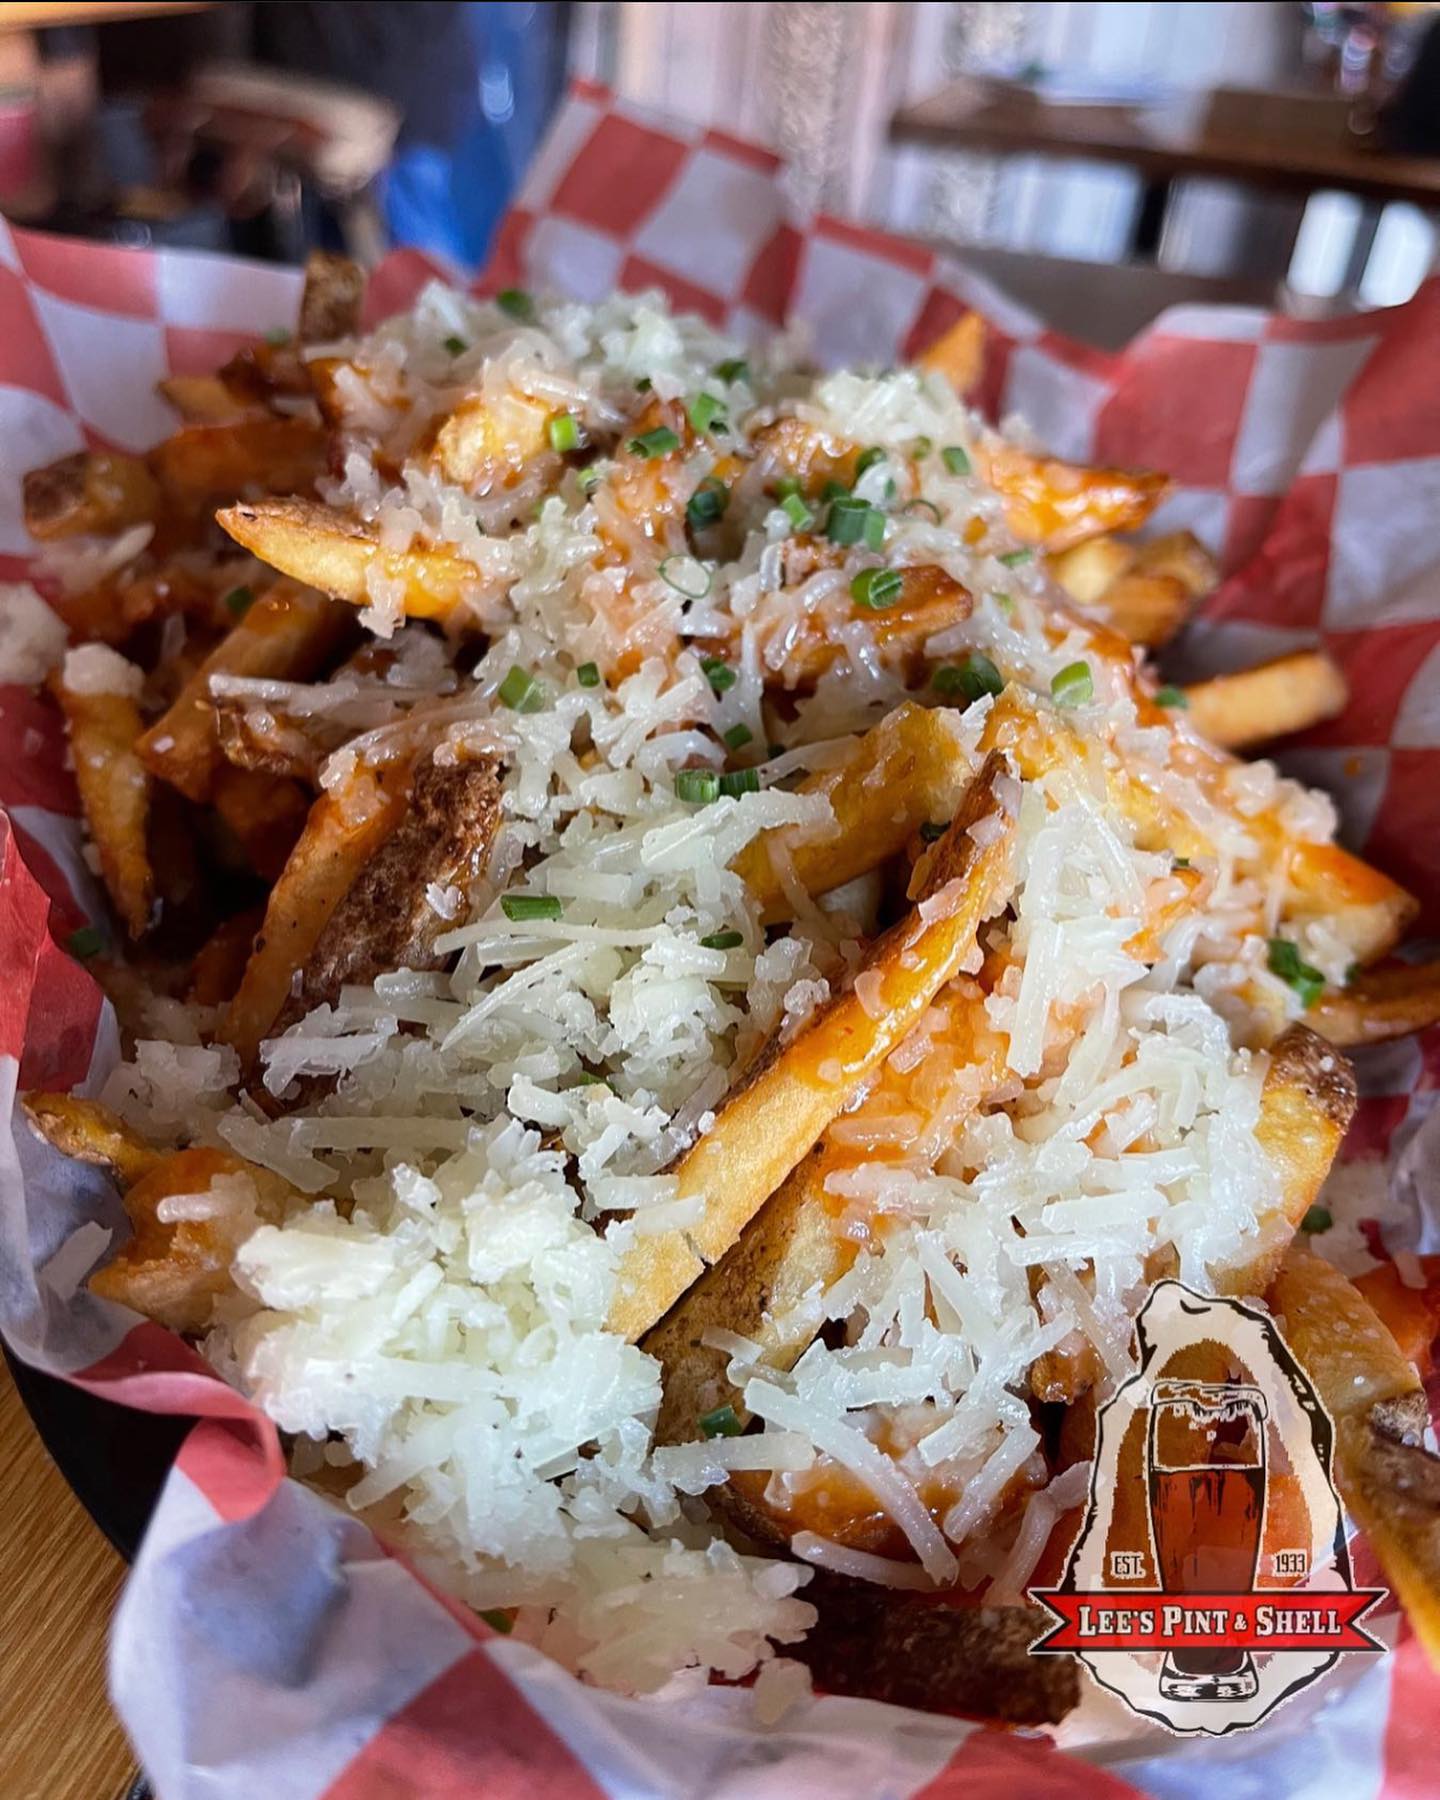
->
left=2, top=2, right=1438, bottom=345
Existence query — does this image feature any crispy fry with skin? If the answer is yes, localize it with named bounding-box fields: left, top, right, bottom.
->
left=916, top=311, right=987, bottom=397
left=23, top=451, right=161, bottom=542
left=1212, top=1024, right=1356, bottom=1299
left=188, top=907, right=266, bottom=1007
left=974, top=444, right=1170, bottom=552
left=211, top=764, right=311, bottom=881
left=270, top=755, right=503, bottom=1034
left=1268, top=1249, right=1440, bottom=1670
left=733, top=702, right=979, bottom=923
left=149, top=418, right=328, bottom=511
left=298, top=249, right=365, bottom=343
left=1050, top=532, right=1217, bottom=649
left=54, top=668, right=153, bottom=939
left=1311, top=960, right=1440, bottom=1048
left=21, top=1093, right=160, bottom=1189
left=1181, top=651, right=1348, bottom=750
left=607, top=755, right=1019, bottom=1341
left=220, top=759, right=411, bottom=1064
left=218, top=498, right=490, bottom=623
left=137, top=581, right=354, bottom=802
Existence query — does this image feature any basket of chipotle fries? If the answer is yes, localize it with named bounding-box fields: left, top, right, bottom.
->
left=2, top=86, right=1440, bottom=1799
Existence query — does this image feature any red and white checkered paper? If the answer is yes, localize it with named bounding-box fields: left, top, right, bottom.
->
left=2, top=83, right=1439, bottom=1798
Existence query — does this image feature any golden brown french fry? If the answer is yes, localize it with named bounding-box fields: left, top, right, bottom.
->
left=733, top=702, right=978, bottom=922
left=1132, top=529, right=1219, bottom=600
left=607, top=755, right=1019, bottom=1341
left=1285, top=840, right=1417, bottom=970
left=157, top=374, right=266, bottom=424
left=974, top=444, right=1170, bottom=552
left=1311, top=960, right=1440, bottom=1049
left=211, top=764, right=311, bottom=882
left=21, top=1093, right=161, bottom=1189
left=23, top=451, right=161, bottom=542
left=149, top=418, right=327, bottom=511
left=916, top=310, right=987, bottom=396
left=188, top=906, right=266, bottom=1008
left=54, top=666, right=153, bottom=939
left=1046, top=535, right=1135, bottom=606
left=218, top=498, right=490, bottom=623
left=220, top=760, right=411, bottom=1064
left=1088, top=572, right=1192, bottom=648
left=1268, top=1249, right=1440, bottom=1670
left=271, top=755, right=502, bottom=1033
left=137, top=581, right=354, bottom=802
left=298, top=249, right=365, bottom=343
left=1181, top=650, right=1348, bottom=751
left=755, top=564, right=974, bottom=692
left=1213, top=1024, right=1356, bottom=1299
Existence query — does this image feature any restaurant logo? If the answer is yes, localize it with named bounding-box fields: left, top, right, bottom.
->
left=1029, top=1282, right=1385, bottom=1735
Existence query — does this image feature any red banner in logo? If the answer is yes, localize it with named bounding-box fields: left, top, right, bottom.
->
left=1031, top=1590, right=1386, bottom=1655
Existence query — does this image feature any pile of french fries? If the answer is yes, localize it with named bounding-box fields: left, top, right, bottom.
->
left=16, top=267, right=1440, bottom=1718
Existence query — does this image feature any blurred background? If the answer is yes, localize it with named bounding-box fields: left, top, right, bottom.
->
left=4, top=1, right=1440, bottom=344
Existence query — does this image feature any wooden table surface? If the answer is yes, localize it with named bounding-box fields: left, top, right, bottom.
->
left=892, top=77, right=1440, bottom=210
left=0, top=1360, right=137, bottom=1800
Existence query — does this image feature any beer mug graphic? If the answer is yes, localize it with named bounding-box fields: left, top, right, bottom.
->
left=1146, top=1379, right=1268, bottom=1701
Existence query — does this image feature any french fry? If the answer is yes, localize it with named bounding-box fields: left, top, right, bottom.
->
left=218, top=498, right=491, bottom=623
left=211, top=764, right=311, bottom=882
left=188, top=906, right=266, bottom=1007
left=21, top=1092, right=160, bottom=1189
left=298, top=249, right=365, bottom=344
left=270, top=754, right=503, bottom=1032
left=1311, top=960, right=1440, bottom=1049
left=157, top=374, right=266, bottom=424
left=1133, top=529, right=1219, bottom=600
left=1213, top=1024, right=1356, bottom=1299
left=23, top=450, right=161, bottom=542
left=23, top=1094, right=302, bottom=1334
left=220, top=759, right=412, bottom=1064
left=1268, top=1249, right=1440, bottom=1669
left=974, top=444, right=1170, bottom=552
left=149, top=417, right=328, bottom=511
left=607, top=755, right=1019, bottom=1341
left=1046, top=534, right=1135, bottom=606
left=428, top=390, right=554, bottom=492
left=53, top=666, right=153, bottom=939
left=754, top=564, right=974, bottom=692
left=137, top=581, right=354, bottom=802
left=214, top=697, right=325, bottom=783
left=733, top=702, right=978, bottom=922
left=1181, top=650, right=1348, bottom=751
left=916, top=310, right=987, bottom=397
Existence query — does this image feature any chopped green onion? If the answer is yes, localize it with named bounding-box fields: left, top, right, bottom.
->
left=576, top=661, right=601, bottom=688
left=701, top=930, right=744, bottom=950
left=575, top=1070, right=607, bottom=1086
left=501, top=893, right=562, bottom=922
left=993, top=591, right=1015, bottom=614
left=264, top=326, right=291, bottom=347
left=855, top=446, right=886, bottom=478
left=701, top=655, right=737, bottom=695
left=659, top=555, right=712, bottom=600
left=780, top=492, right=814, bottom=531
left=1154, top=685, right=1188, bottom=709
left=863, top=509, right=886, bottom=550
left=941, top=445, right=971, bottom=476
left=699, top=1403, right=742, bottom=1439
left=675, top=768, right=721, bottom=805
left=635, top=376, right=653, bottom=393
left=850, top=567, right=903, bottom=610
left=714, top=358, right=750, bottom=384
left=496, top=288, right=534, bottom=321
left=686, top=477, right=728, bottom=531
left=629, top=425, right=681, bottom=459
left=912, top=435, right=933, bottom=459
left=919, top=821, right=947, bottom=844
left=821, top=478, right=850, bottom=504
left=1267, top=937, right=1326, bottom=1008
left=223, top=584, right=255, bottom=619
left=577, top=464, right=603, bottom=496
left=1301, top=1204, right=1333, bottom=1234
left=548, top=413, right=580, bottom=453
left=934, top=652, right=1003, bottom=704
left=1051, top=660, right=1093, bottom=707
left=774, top=475, right=802, bottom=501
left=688, top=392, right=724, bottom=434
left=480, top=1608, right=514, bottom=1634
left=443, top=334, right=467, bottom=356
left=66, top=924, right=103, bottom=959
left=997, top=547, right=1033, bottom=568
left=1173, top=855, right=1192, bottom=870
left=900, top=498, right=943, bottom=524
left=497, top=665, right=545, bottom=713
left=719, top=768, right=759, bottom=798
left=827, top=496, right=884, bottom=547
left=723, top=722, right=753, bottom=751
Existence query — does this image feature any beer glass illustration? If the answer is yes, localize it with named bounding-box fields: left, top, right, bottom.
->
left=1146, top=1379, right=1268, bottom=1701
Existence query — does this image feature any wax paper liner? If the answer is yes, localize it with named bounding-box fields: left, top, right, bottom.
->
left=1, top=82, right=1437, bottom=1798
